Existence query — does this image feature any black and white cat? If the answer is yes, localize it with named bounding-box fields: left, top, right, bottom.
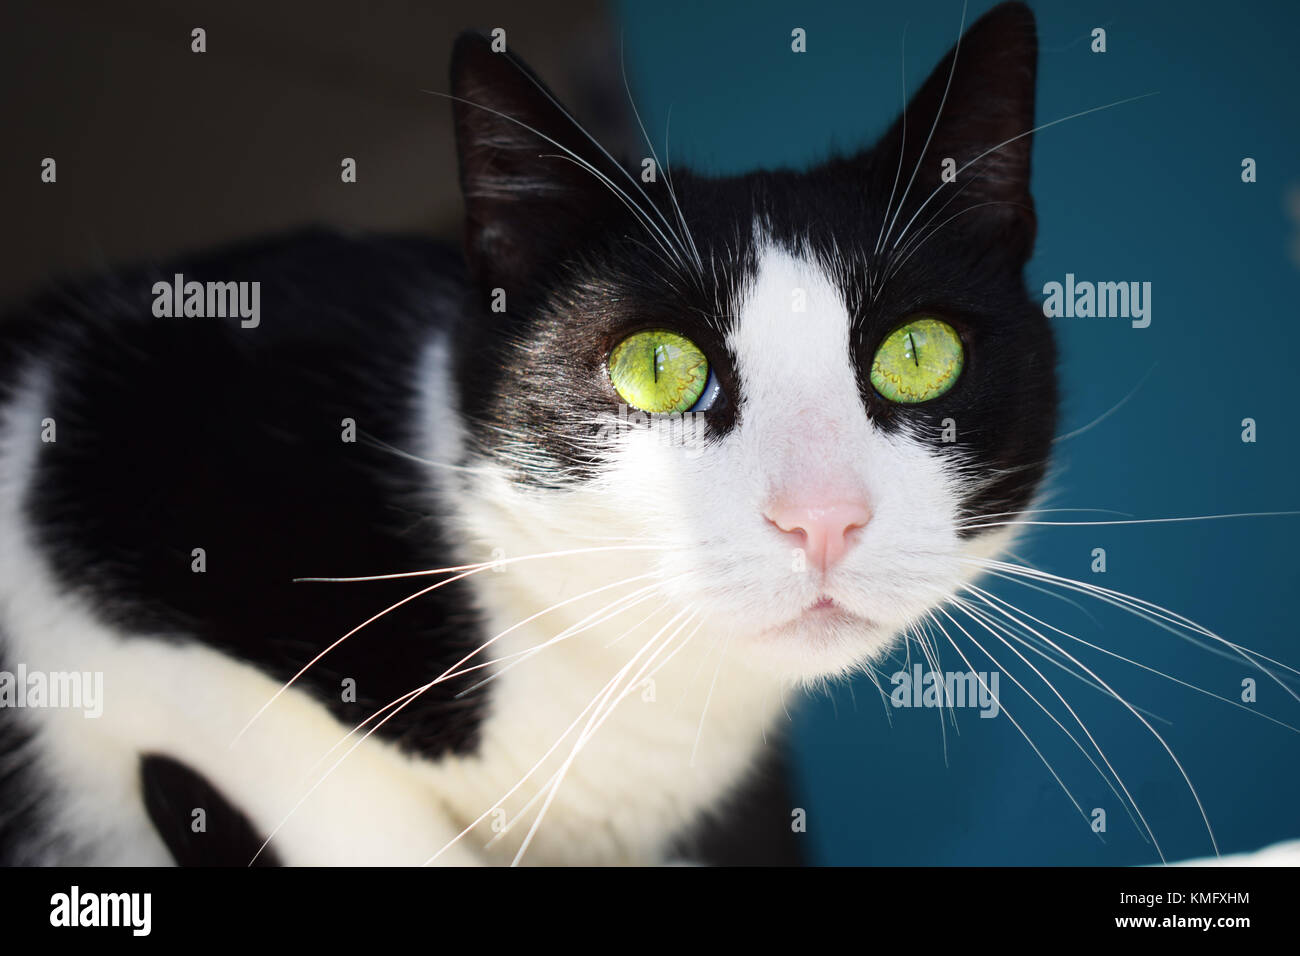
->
left=0, top=2, right=1100, bottom=865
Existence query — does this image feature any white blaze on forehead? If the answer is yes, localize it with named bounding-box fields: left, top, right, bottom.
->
left=726, top=242, right=870, bottom=493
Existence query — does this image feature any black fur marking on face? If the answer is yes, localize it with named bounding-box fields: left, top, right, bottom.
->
left=449, top=31, right=762, bottom=488
left=446, top=4, right=1056, bottom=531
left=141, top=754, right=281, bottom=866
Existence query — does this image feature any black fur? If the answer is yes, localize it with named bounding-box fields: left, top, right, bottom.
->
left=11, top=231, right=492, bottom=759
left=673, top=742, right=806, bottom=866
left=141, top=754, right=281, bottom=866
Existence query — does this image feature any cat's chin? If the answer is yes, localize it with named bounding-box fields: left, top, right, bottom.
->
left=738, top=597, right=900, bottom=680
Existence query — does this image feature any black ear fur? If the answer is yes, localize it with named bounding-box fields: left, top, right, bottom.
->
left=874, top=1, right=1038, bottom=258
left=450, top=32, right=628, bottom=294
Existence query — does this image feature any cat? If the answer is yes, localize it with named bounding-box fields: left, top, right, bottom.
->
left=0, top=1, right=1060, bottom=865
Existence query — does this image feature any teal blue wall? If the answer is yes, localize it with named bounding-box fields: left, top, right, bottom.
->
left=618, top=0, right=1300, bottom=864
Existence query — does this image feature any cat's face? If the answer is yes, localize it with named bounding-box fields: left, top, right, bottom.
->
left=443, top=2, right=1056, bottom=681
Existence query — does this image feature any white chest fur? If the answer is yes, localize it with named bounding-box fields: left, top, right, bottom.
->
left=415, top=533, right=789, bottom=865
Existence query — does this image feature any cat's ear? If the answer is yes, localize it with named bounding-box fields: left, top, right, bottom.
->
left=450, top=32, right=625, bottom=293
left=873, top=1, right=1038, bottom=258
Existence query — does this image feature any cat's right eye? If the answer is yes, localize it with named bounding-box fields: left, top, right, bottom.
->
left=608, top=329, right=716, bottom=414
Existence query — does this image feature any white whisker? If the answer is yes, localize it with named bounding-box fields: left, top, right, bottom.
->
left=498, top=610, right=701, bottom=865
left=421, top=88, right=689, bottom=270
left=925, top=608, right=1093, bottom=830
left=1052, top=363, right=1158, bottom=443
left=967, top=582, right=1300, bottom=735
left=961, top=511, right=1300, bottom=531
left=872, top=24, right=910, bottom=265
left=879, top=0, right=969, bottom=250
left=891, top=90, right=1161, bottom=250
left=294, top=543, right=671, bottom=583
left=425, top=609, right=691, bottom=864
left=690, top=631, right=732, bottom=767
left=946, top=597, right=1156, bottom=846
left=953, top=574, right=1220, bottom=856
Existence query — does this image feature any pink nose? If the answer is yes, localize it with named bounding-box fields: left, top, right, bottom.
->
left=765, top=499, right=872, bottom=573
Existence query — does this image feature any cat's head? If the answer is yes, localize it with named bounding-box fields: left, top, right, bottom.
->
left=438, top=1, right=1056, bottom=682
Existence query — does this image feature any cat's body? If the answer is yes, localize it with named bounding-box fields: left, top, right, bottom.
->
left=0, top=3, right=1058, bottom=864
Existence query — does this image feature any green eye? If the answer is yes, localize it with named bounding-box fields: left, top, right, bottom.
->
left=870, top=317, right=964, bottom=404
left=608, top=329, right=709, bottom=413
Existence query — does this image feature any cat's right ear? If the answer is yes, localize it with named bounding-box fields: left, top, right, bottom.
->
left=450, top=32, right=625, bottom=295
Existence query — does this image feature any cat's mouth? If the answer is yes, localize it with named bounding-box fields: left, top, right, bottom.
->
left=765, top=595, right=874, bottom=635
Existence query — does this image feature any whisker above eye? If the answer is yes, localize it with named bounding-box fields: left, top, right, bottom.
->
left=872, top=26, right=911, bottom=266
left=501, top=32, right=702, bottom=275
left=421, top=88, right=691, bottom=272
left=878, top=1, right=970, bottom=252
left=889, top=91, right=1161, bottom=255
left=618, top=35, right=703, bottom=275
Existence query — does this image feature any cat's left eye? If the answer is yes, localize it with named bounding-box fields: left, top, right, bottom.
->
left=608, top=329, right=718, bottom=413
left=870, top=317, right=964, bottom=404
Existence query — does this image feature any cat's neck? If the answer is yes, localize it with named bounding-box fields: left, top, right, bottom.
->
left=429, top=568, right=785, bottom=863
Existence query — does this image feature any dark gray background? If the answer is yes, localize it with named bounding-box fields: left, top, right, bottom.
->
left=1, top=0, right=633, bottom=301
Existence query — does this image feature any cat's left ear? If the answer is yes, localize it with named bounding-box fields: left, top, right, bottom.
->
left=871, top=1, right=1039, bottom=259
left=450, top=32, right=626, bottom=295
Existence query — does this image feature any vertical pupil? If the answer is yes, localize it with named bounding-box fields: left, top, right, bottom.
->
left=652, top=343, right=662, bottom=383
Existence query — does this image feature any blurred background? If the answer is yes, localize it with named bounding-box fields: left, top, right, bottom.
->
left=4, top=0, right=1298, bottom=864
left=0, top=0, right=638, bottom=299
